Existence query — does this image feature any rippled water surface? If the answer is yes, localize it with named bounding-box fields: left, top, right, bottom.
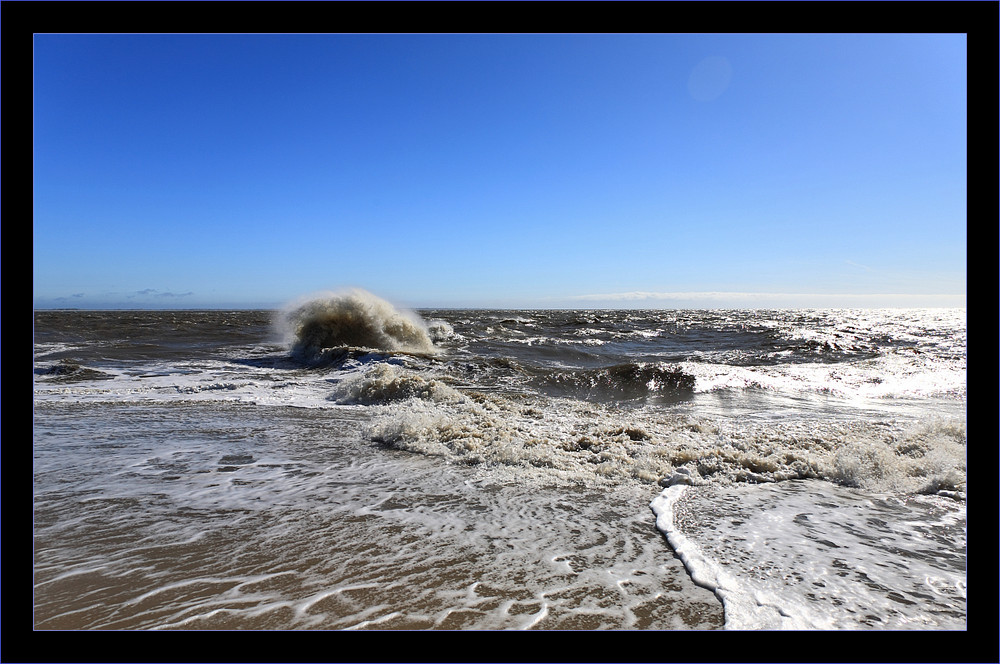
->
left=34, top=298, right=966, bottom=630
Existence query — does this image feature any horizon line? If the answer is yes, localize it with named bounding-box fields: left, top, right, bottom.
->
left=32, top=289, right=968, bottom=312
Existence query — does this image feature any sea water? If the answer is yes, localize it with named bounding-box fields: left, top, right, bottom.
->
left=32, top=291, right=966, bottom=630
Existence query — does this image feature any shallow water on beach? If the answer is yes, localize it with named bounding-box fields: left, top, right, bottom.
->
left=33, top=402, right=722, bottom=630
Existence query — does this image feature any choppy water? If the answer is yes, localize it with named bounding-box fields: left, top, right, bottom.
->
left=33, top=290, right=966, bottom=630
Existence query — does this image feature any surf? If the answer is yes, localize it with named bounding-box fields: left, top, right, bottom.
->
left=281, top=289, right=438, bottom=363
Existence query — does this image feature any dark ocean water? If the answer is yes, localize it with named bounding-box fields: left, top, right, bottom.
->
left=33, top=291, right=966, bottom=630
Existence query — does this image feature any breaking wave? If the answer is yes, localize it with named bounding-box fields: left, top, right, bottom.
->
left=282, top=289, right=437, bottom=363
left=363, top=389, right=966, bottom=496
left=538, top=362, right=696, bottom=402
left=33, top=359, right=114, bottom=382
left=333, top=364, right=465, bottom=405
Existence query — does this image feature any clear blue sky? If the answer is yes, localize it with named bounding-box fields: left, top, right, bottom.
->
left=33, top=33, right=966, bottom=309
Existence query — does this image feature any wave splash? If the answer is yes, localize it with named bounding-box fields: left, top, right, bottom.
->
left=334, top=364, right=465, bottom=405
left=283, top=289, right=437, bottom=362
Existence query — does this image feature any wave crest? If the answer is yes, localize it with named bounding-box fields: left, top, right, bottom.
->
left=334, top=364, right=465, bottom=405
left=283, top=289, right=437, bottom=361
left=539, top=362, right=695, bottom=402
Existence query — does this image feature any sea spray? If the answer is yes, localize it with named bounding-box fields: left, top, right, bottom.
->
left=282, top=289, right=438, bottom=362
left=829, top=417, right=966, bottom=496
left=333, top=364, right=465, bottom=405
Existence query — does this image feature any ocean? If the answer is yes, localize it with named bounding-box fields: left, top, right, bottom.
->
left=32, top=290, right=967, bottom=631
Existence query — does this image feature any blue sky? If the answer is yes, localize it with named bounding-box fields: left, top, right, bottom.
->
left=33, top=34, right=967, bottom=309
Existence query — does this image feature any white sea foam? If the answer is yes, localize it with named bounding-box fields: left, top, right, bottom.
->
left=683, top=354, right=965, bottom=402
left=360, top=378, right=966, bottom=497
left=425, top=319, right=456, bottom=342
left=32, top=357, right=342, bottom=409
left=332, top=364, right=465, bottom=405
left=33, top=351, right=966, bottom=500
left=652, top=479, right=966, bottom=630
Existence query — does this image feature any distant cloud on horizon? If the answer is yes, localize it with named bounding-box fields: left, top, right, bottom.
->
left=562, top=291, right=966, bottom=308
left=131, top=289, right=195, bottom=299
left=36, top=289, right=198, bottom=309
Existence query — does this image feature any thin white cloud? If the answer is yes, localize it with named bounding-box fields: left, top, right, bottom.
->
left=130, top=289, right=194, bottom=299
left=569, top=291, right=763, bottom=301
left=562, top=291, right=966, bottom=308
left=844, top=260, right=875, bottom=272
